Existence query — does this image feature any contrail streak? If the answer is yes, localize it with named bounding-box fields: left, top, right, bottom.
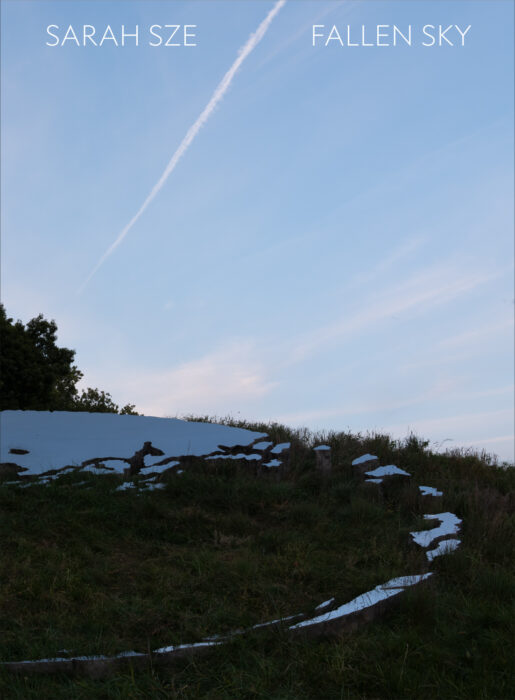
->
left=78, top=0, right=286, bottom=294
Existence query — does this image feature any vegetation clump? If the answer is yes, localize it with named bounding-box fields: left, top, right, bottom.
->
left=0, top=305, right=137, bottom=414
left=1, top=307, right=513, bottom=697
left=0, top=417, right=513, bottom=699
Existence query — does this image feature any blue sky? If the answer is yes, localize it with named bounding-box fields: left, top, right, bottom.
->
left=1, top=0, right=513, bottom=462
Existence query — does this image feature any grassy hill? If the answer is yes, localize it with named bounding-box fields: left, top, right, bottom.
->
left=1, top=417, right=513, bottom=699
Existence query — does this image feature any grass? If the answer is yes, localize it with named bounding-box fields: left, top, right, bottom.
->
left=0, top=420, right=514, bottom=699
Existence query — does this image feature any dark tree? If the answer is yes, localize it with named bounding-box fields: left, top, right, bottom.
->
left=73, top=387, right=137, bottom=415
left=0, top=305, right=138, bottom=414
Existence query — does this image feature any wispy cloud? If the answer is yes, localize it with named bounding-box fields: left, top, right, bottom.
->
left=461, top=434, right=514, bottom=447
left=274, top=378, right=459, bottom=426
left=398, top=315, right=514, bottom=373
left=458, top=385, right=514, bottom=400
left=381, top=408, right=514, bottom=440
left=437, top=318, right=514, bottom=349
left=114, top=341, right=276, bottom=417
left=346, top=236, right=426, bottom=289
left=288, top=262, right=499, bottom=364
left=78, top=0, right=287, bottom=293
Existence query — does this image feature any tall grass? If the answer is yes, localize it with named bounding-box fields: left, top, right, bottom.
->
left=1, top=419, right=513, bottom=699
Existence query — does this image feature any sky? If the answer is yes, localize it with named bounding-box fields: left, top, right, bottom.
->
left=1, top=0, right=514, bottom=463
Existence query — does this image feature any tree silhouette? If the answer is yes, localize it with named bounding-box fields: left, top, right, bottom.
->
left=0, top=305, right=137, bottom=414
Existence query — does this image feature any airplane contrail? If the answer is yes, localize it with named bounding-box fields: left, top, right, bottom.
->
left=78, top=0, right=287, bottom=294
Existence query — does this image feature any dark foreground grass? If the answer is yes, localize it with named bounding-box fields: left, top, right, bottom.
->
left=1, top=423, right=514, bottom=699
